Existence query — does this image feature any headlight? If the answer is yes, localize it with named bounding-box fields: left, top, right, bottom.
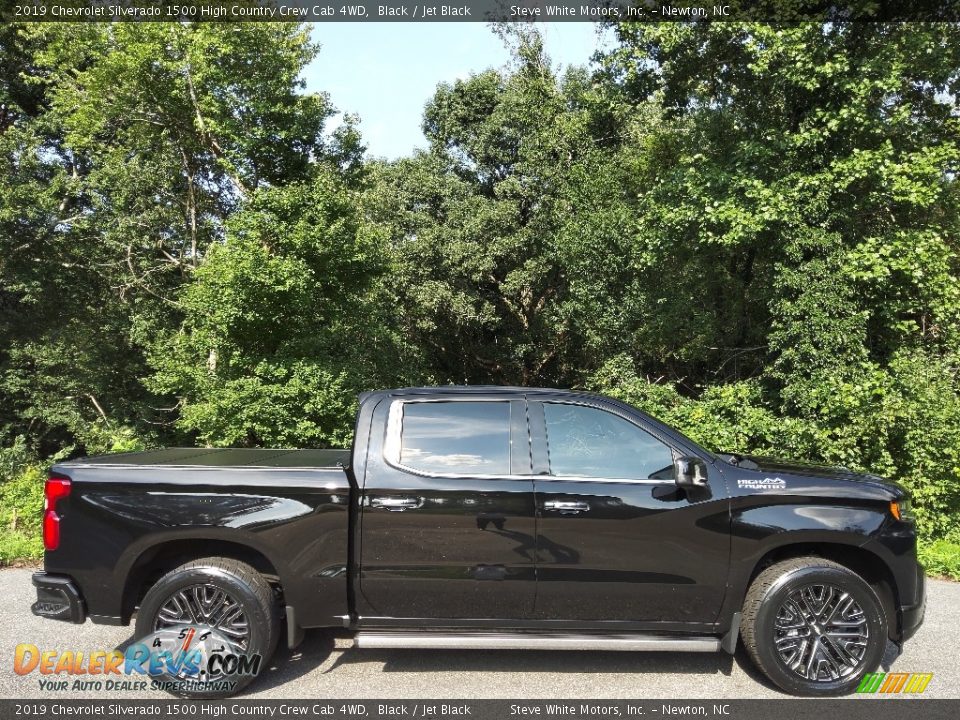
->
left=890, top=498, right=914, bottom=522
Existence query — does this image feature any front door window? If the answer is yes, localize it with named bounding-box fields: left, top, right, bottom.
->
left=542, top=402, right=675, bottom=480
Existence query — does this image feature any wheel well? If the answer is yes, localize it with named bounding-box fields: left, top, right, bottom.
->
left=746, top=543, right=900, bottom=639
left=121, top=539, right=283, bottom=622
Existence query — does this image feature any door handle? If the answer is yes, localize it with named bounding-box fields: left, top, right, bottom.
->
left=543, top=500, right=590, bottom=514
left=370, top=496, right=424, bottom=511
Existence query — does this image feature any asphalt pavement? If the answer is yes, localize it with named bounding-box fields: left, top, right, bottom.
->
left=0, top=567, right=955, bottom=699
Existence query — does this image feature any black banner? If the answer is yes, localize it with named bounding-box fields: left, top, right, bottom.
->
left=4, top=0, right=960, bottom=23
left=2, top=700, right=960, bottom=720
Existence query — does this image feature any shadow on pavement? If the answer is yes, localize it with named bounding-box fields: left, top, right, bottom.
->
left=238, top=630, right=339, bottom=695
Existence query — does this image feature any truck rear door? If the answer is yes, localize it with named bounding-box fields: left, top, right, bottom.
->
left=357, top=393, right=536, bottom=620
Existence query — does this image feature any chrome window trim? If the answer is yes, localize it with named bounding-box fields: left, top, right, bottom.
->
left=383, top=397, right=679, bottom=486
left=534, top=475, right=669, bottom=486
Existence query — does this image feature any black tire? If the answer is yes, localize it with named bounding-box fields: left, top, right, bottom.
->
left=740, top=557, right=887, bottom=696
left=134, top=557, right=279, bottom=698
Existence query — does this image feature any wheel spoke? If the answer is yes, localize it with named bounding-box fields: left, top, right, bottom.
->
left=176, top=590, right=201, bottom=624
left=821, top=633, right=859, bottom=669
left=776, top=633, right=807, bottom=649
left=825, top=629, right=866, bottom=638
left=819, top=588, right=842, bottom=623
left=157, top=606, right=183, bottom=625
left=795, top=588, right=815, bottom=620
left=191, top=586, right=207, bottom=620
left=784, top=597, right=810, bottom=624
left=152, top=582, right=253, bottom=678
left=214, top=602, right=243, bottom=630
left=773, top=581, right=870, bottom=684
left=803, top=637, right=820, bottom=679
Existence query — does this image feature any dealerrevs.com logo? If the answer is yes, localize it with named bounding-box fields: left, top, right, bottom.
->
left=14, top=626, right=262, bottom=694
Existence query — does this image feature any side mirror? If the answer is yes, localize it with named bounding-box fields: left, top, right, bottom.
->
left=675, top=456, right=709, bottom=487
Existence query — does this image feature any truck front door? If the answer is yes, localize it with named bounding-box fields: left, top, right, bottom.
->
left=529, top=398, right=730, bottom=631
left=358, top=395, right=536, bottom=620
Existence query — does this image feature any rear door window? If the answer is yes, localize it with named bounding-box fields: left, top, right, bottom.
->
left=398, top=401, right=513, bottom=475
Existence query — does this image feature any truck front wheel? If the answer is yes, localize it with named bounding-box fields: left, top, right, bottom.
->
left=740, top=557, right=887, bottom=696
left=134, top=556, right=280, bottom=697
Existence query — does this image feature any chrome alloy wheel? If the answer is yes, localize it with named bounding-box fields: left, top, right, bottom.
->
left=773, top=583, right=870, bottom=682
left=153, top=583, right=250, bottom=655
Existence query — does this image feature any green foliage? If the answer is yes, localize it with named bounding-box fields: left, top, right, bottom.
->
left=918, top=539, right=960, bottom=581
left=1, top=21, right=351, bottom=457
left=592, top=351, right=960, bottom=540
left=0, top=439, right=45, bottom=564
left=592, top=356, right=825, bottom=459
left=2, top=22, right=959, bottom=562
left=149, top=171, right=406, bottom=447
left=365, top=33, right=589, bottom=385
left=0, top=434, right=142, bottom=564
left=588, top=22, right=960, bottom=541
left=597, top=23, right=960, bottom=383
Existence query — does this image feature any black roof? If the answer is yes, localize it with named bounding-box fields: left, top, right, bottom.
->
left=360, top=385, right=598, bottom=402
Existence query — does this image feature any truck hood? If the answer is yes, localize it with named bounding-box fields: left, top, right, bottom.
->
left=720, top=453, right=906, bottom=500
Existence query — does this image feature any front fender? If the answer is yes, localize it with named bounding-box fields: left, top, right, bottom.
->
left=716, top=501, right=891, bottom=627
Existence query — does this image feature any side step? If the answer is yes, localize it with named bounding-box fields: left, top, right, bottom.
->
left=354, top=630, right=720, bottom=653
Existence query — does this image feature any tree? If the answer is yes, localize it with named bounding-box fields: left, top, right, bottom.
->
left=0, top=22, right=352, bottom=454
left=148, top=171, right=403, bottom=447
left=366, top=30, right=623, bottom=386
left=596, top=22, right=960, bottom=535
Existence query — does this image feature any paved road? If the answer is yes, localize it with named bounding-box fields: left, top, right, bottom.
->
left=0, top=568, right=955, bottom=699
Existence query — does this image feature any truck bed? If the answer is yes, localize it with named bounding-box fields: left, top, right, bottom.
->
left=53, top=447, right=351, bottom=487
left=46, top=447, right=354, bottom=627
left=57, top=447, right=350, bottom=469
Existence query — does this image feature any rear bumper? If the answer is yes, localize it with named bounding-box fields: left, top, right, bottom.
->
left=31, top=572, right=86, bottom=624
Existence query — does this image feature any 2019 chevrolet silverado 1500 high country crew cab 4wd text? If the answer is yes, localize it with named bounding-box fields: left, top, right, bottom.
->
left=31, top=387, right=925, bottom=697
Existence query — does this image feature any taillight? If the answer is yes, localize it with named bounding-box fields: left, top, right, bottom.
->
left=43, top=477, right=71, bottom=551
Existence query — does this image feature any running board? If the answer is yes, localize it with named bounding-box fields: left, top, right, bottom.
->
left=353, top=630, right=720, bottom=653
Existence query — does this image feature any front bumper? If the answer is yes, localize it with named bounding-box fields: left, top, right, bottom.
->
left=899, top=566, right=926, bottom=642
left=31, top=572, right=86, bottom=624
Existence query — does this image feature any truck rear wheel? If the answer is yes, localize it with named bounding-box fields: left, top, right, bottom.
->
left=740, top=557, right=887, bottom=696
left=134, top=557, right=279, bottom=697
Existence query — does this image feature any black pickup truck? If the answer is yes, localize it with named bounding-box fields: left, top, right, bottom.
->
left=31, top=386, right=924, bottom=697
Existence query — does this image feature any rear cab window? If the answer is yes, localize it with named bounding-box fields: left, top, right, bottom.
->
left=386, top=400, right=518, bottom=476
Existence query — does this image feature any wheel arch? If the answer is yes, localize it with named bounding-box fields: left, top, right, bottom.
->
left=120, top=537, right=283, bottom=624
left=742, top=541, right=899, bottom=640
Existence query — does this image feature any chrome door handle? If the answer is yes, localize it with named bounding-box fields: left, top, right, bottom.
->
left=371, top=496, right=424, bottom=511
left=543, top=500, right=590, bottom=513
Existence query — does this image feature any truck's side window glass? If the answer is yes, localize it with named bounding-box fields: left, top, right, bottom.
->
left=543, top=403, right=674, bottom=480
left=400, top=401, right=512, bottom=475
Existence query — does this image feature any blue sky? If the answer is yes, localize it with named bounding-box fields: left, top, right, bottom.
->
left=302, top=23, right=608, bottom=159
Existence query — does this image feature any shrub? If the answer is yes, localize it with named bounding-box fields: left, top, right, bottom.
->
left=0, top=440, right=44, bottom=565
left=918, top=539, right=960, bottom=581
left=591, top=354, right=960, bottom=546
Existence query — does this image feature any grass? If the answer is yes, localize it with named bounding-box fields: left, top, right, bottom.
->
left=0, top=462, right=44, bottom=567
left=0, top=531, right=42, bottom=566
left=918, top=539, right=960, bottom=581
